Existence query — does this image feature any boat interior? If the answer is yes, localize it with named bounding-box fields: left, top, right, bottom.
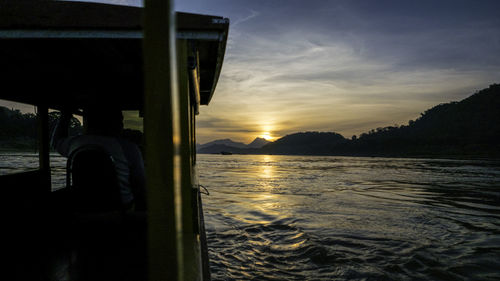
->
left=1, top=1, right=228, bottom=280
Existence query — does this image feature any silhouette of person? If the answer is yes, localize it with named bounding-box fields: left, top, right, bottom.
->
left=52, top=106, right=146, bottom=211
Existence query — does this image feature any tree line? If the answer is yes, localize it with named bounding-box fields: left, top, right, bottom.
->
left=0, top=108, right=82, bottom=151
left=199, top=84, right=500, bottom=159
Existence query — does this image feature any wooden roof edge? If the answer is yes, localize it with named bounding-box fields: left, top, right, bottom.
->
left=201, top=18, right=230, bottom=105
left=0, top=1, right=230, bottom=107
left=0, top=1, right=229, bottom=32
left=0, top=1, right=142, bottom=29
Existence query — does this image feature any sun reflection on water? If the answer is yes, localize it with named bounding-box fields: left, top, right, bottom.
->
left=199, top=155, right=500, bottom=281
left=258, top=155, right=275, bottom=179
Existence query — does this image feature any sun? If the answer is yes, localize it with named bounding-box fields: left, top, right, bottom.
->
left=260, top=132, right=274, bottom=141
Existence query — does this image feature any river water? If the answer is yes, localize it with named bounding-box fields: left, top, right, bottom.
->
left=198, top=154, right=500, bottom=281
left=2, top=153, right=499, bottom=280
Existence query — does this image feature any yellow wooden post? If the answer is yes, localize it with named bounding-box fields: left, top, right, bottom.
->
left=143, top=0, right=184, bottom=280
left=177, top=39, right=203, bottom=280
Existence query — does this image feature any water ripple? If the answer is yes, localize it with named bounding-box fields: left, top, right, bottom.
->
left=200, top=155, right=500, bottom=280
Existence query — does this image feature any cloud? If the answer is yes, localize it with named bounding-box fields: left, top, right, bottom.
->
left=232, top=9, right=260, bottom=26
left=67, top=0, right=500, bottom=142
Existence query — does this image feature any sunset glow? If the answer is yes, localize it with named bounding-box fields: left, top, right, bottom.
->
left=178, top=0, right=500, bottom=144
left=59, top=0, right=500, bottom=145
left=260, top=132, right=274, bottom=141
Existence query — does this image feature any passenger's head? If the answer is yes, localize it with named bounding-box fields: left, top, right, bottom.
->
left=84, top=106, right=123, bottom=136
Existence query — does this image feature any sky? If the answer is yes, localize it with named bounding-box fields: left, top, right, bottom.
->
left=176, top=0, right=500, bottom=143
left=3, top=0, right=500, bottom=144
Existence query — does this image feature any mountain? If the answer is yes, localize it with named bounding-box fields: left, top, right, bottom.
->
left=197, top=144, right=260, bottom=154
left=260, top=132, right=346, bottom=155
left=197, top=138, right=247, bottom=150
left=344, top=83, right=500, bottom=158
left=0, top=108, right=82, bottom=151
left=197, top=84, right=500, bottom=158
left=197, top=137, right=272, bottom=153
left=247, top=137, right=271, bottom=148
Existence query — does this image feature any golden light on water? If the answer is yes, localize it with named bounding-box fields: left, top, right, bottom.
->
left=260, top=165, right=274, bottom=179
left=259, top=155, right=275, bottom=179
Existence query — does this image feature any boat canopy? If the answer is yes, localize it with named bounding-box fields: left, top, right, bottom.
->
left=0, top=1, right=229, bottom=110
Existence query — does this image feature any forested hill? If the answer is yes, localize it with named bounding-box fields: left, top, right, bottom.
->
left=0, top=107, right=37, bottom=139
left=260, top=132, right=346, bottom=155
left=201, top=84, right=499, bottom=158
left=340, top=84, right=500, bottom=158
left=3, top=84, right=499, bottom=157
left=0, top=108, right=82, bottom=151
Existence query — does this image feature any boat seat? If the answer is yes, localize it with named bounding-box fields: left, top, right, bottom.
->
left=60, top=145, right=147, bottom=281
left=66, top=144, right=123, bottom=213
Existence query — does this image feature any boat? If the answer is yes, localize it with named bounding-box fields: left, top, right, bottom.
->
left=0, top=1, right=229, bottom=280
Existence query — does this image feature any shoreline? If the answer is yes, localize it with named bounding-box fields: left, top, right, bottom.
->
left=198, top=152, right=500, bottom=162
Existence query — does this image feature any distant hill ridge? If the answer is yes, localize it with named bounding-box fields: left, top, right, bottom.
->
left=260, top=132, right=346, bottom=155
left=197, top=138, right=248, bottom=150
left=199, top=84, right=500, bottom=158
left=0, top=109, right=82, bottom=151
left=247, top=137, right=271, bottom=148
left=197, top=137, right=271, bottom=153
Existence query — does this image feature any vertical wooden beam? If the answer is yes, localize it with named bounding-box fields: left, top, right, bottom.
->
left=191, top=106, right=197, bottom=166
left=143, top=0, right=184, bottom=280
left=37, top=105, right=50, bottom=193
left=177, top=39, right=203, bottom=280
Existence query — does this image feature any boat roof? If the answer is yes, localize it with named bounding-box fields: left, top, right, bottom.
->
left=0, top=1, right=229, bottom=109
